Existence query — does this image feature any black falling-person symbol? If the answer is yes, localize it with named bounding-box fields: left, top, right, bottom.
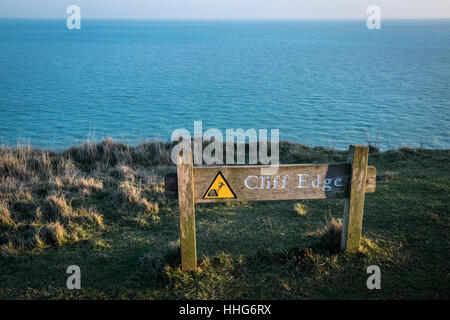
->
left=208, top=182, right=224, bottom=197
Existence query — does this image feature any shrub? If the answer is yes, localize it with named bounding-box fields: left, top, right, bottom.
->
left=11, top=201, right=37, bottom=222
left=317, top=218, right=342, bottom=254
left=137, top=240, right=181, bottom=283
left=118, top=181, right=159, bottom=217
left=0, top=202, right=12, bottom=227
left=40, top=221, right=67, bottom=246
left=43, top=194, right=73, bottom=221
left=72, top=177, right=103, bottom=195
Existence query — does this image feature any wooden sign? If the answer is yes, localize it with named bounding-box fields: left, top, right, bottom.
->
left=165, top=145, right=376, bottom=271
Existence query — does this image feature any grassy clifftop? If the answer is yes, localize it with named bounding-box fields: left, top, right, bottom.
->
left=0, top=139, right=449, bottom=299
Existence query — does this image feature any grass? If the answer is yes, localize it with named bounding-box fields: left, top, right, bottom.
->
left=0, top=139, right=448, bottom=299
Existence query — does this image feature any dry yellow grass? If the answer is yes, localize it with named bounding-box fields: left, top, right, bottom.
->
left=0, top=202, right=12, bottom=227
left=294, top=203, right=307, bottom=215
left=0, top=138, right=172, bottom=255
left=317, top=217, right=343, bottom=253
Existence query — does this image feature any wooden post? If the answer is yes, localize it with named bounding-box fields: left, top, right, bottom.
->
left=341, top=145, right=369, bottom=253
left=177, top=150, right=197, bottom=271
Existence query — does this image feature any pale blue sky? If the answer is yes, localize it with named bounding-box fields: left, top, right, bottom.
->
left=0, top=0, right=449, bottom=19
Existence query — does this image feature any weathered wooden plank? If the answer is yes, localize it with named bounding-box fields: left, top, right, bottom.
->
left=193, top=163, right=369, bottom=203
left=340, top=145, right=369, bottom=253
left=365, top=166, right=376, bottom=193
left=177, top=151, right=197, bottom=271
left=164, top=164, right=376, bottom=200
left=194, top=163, right=349, bottom=203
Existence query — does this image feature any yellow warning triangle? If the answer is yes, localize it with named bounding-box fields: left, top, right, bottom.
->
left=203, top=171, right=236, bottom=199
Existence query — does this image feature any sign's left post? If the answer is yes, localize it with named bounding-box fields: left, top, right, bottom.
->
left=177, top=150, right=197, bottom=271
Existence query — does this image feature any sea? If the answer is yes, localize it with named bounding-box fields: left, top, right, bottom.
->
left=0, top=19, right=449, bottom=150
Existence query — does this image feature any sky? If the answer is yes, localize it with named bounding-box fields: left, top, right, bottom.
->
left=0, top=0, right=449, bottom=19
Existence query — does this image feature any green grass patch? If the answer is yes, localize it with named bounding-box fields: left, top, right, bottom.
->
left=0, top=140, right=448, bottom=299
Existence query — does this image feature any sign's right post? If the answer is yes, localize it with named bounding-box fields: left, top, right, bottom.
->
left=341, top=144, right=369, bottom=253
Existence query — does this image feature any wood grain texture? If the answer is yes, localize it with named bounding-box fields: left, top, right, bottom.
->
left=365, top=166, right=376, bottom=193
left=191, top=163, right=376, bottom=203
left=177, top=151, right=197, bottom=271
left=165, top=165, right=376, bottom=200
left=340, top=145, right=369, bottom=253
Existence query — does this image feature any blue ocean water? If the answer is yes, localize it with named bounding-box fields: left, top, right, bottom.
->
left=0, top=19, right=449, bottom=150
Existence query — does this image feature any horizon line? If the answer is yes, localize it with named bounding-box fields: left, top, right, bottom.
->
left=1, top=17, right=450, bottom=21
